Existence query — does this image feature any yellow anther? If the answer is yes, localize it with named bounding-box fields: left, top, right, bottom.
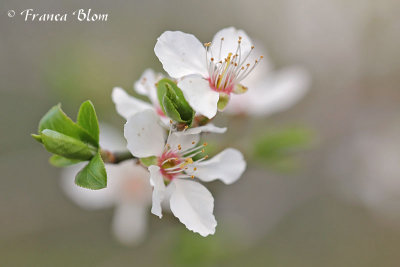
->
left=203, top=142, right=208, bottom=146
left=192, top=141, right=195, bottom=144
left=260, top=56, right=264, bottom=59
left=221, top=37, right=224, bottom=41
left=211, top=57, right=214, bottom=61
left=178, top=144, right=182, bottom=150
left=179, top=157, right=193, bottom=169
left=251, top=45, right=255, bottom=49
left=194, top=167, right=197, bottom=171
left=191, top=175, right=195, bottom=179
left=201, top=149, right=205, bottom=153
left=204, top=155, right=209, bottom=159
left=204, top=42, right=211, bottom=47
left=184, top=125, right=188, bottom=129
left=170, top=120, right=173, bottom=124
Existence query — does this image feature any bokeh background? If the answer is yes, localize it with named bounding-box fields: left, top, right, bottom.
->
left=2, top=0, right=400, bottom=266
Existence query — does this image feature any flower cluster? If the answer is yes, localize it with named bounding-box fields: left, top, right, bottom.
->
left=34, top=26, right=310, bottom=241
left=110, top=27, right=275, bottom=236
left=109, top=26, right=310, bottom=237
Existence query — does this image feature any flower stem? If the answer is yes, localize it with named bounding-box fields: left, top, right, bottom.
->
left=100, top=149, right=136, bottom=164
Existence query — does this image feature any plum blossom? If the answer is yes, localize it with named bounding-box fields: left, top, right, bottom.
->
left=112, top=69, right=170, bottom=125
left=154, top=27, right=263, bottom=119
left=60, top=124, right=152, bottom=245
left=112, top=68, right=227, bottom=134
left=124, top=109, right=246, bottom=236
left=225, top=44, right=310, bottom=116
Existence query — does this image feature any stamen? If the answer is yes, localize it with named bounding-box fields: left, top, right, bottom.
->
left=205, top=35, right=261, bottom=94
left=161, top=157, right=179, bottom=165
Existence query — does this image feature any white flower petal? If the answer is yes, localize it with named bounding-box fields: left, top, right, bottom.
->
left=112, top=87, right=153, bottom=120
left=210, top=27, right=253, bottom=61
left=154, top=31, right=208, bottom=78
left=226, top=66, right=310, bottom=116
left=134, top=68, right=157, bottom=95
left=149, top=165, right=166, bottom=218
left=191, top=148, right=246, bottom=184
left=167, top=132, right=200, bottom=152
left=134, top=68, right=162, bottom=107
left=175, top=124, right=227, bottom=136
left=248, top=66, right=310, bottom=116
left=169, top=179, right=217, bottom=236
left=112, top=200, right=148, bottom=246
left=178, top=75, right=219, bottom=119
left=124, top=110, right=166, bottom=158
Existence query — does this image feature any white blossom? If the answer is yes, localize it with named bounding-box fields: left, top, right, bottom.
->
left=155, top=27, right=263, bottom=118
left=124, top=110, right=246, bottom=236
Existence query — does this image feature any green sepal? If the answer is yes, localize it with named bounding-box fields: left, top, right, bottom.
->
left=157, top=78, right=195, bottom=125
left=38, top=104, right=98, bottom=148
left=140, top=156, right=157, bottom=167
left=31, top=134, right=42, bottom=143
left=75, top=152, right=107, bottom=190
left=217, top=93, right=230, bottom=111
left=49, top=155, right=83, bottom=167
left=77, top=100, right=99, bottom=144
left=41, top=129, right=97, bottom=160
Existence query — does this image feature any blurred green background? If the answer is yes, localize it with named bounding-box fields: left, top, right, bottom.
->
left=2, top=0, right=400, bottom=266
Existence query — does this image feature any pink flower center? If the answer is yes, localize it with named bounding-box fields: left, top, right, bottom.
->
left=157, top=136, right=209, bottom=181
left=158, top=151, right=182, bottom=181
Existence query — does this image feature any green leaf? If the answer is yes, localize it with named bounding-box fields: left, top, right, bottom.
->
left=49, top=155, right=83, bottom=167
left=38, top=104, right=98, bottom=147
left=75, top=152, right=107, bottom=190
left=41, top=129, right=97, bottom=160
left=162, top=93, right=184, bottom=122
left=77, top=100, right=99, bottom=144
left=157, top=78, right=195, bottom=125
left=31, top=134, right=42, bottom=143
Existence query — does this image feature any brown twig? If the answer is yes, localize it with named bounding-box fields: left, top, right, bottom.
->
left=100, top=149, right=136, bottom=164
